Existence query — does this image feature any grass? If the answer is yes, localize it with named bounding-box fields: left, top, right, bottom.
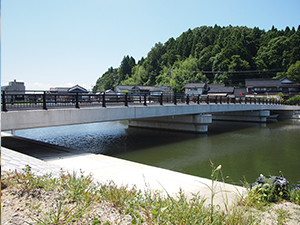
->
left=2, top=164, right=300, bottom=224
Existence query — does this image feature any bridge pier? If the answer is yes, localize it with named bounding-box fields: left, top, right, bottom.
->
left=212, top=110, right=270, bottom=122
left=128, top=114, right=212, bottom=133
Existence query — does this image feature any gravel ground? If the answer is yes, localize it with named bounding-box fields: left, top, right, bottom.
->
left=1, top=173, right=133, bottom=225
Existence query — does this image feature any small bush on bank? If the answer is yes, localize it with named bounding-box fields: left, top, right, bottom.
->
left=286, top=95, right=300, bottom=105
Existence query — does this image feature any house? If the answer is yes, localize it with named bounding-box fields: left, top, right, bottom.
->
left=68, top=85, right=88, bottom=93
left=280, top=77, right=300, bottom=99
left=50, top=85, right=88, bottom=94
left=245, top=78, right=300, bottom=98
left=1, top=79, right=25, bottom=94
left=245, top=79, right=282, bottom=96
left=130, top=85, right=153, bottom=95
left=207, top=84, right=235, bottom=97
left=115, top=85, right=173, bottom=96
left=184, top=83, right=207, bottom=96
left=115, top=85, right=134, bottom=94
left=150, top=86, right=173, bottom=96
left=49, top=85, right=88, bottom=101
left=115, top=85, right=152, bottom=95
left=49, top=87, right=70, bottom=93
left=234, top=88, right=247, bottom=97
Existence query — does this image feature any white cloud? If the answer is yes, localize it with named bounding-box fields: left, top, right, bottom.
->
left=26, top=82, right=52, bottom=90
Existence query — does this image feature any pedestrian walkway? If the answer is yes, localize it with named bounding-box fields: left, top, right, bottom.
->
left=1, top=133, right=247, bottom=207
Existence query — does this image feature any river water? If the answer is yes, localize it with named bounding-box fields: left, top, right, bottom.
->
left=14, top=119, right=300, bottom=186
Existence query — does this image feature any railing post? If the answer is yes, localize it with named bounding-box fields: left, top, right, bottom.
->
left=245, top=97, right=247, bottom=104
left=215, top=96, right=218, bottom=104
left=75, top=93, right=80, bottom=108
left=207, top=95, right=209, bottom=104
left=227, top=96, right=230, bottom=104
left=2, top=91, right=8, bottom=112
left=186, top=94, right=189, bottom=105
left=34, top=95, right=37, bottom=105
left=173, top=93, right=177, bottom=105
left=197, top=95, right=200, bottom=104
left=102, top=93, right=106, bottom=107
left=160, top=93, right=163, bottom=105
left=239, top=97, right=241, bottom=104
left=249, top=97, right=252, bottom=104
left=125, top=93, right=128, bottom=107
left=220, top=96, right=222, bottom=104
left=11, top=95, right=14, bottom=105
left=43, top=91, right=47, bottom=110
left=144, top=94, right=147, bottom=106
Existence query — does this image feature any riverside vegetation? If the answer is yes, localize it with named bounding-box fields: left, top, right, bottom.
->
left=1, top=164, right=300, bottom=224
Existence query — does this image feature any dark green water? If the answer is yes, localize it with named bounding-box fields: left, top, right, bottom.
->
left=15, top=119, right=300, bottom=186
left=110, top=120, right=300, bottom=186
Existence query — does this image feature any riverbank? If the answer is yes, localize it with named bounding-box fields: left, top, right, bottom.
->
left=9, top=119, right=300, bottom=186
left=2, top=133, right=300, bottom=224
left=1, top=133, right=246, bottom=206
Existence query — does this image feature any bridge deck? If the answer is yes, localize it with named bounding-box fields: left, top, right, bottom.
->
left=2, top=102, right=299, bottom=131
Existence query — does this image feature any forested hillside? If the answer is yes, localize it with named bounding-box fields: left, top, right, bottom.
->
left=93, top=25, right=300, bottom=93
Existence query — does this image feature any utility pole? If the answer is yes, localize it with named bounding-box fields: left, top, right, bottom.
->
left=168, top=69, right=171, bottom=88
left=168, top=69, right=173, bottom=101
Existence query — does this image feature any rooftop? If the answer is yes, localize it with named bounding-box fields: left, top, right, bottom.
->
left=245, top=79, right=282, bottom=87
left=184, top=83, right=206, bottom=88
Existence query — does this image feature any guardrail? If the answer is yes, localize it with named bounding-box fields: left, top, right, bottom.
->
left=1, top=90, right=286, bottom=112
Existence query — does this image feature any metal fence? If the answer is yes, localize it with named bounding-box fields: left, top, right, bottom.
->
left=1, top=90, right=286, bottom=112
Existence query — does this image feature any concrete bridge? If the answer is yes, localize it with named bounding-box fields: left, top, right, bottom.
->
left=2, top=99, right=300, bottom=133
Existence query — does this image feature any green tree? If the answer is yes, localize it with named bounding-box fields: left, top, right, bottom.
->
left=118, top=55, right=136, bottom=83
left=276, top=61, right=300, bottom=82
left=229, top=55, right=250, bottom=71
left=93, top=67, right=117, bottom=92
left=93, top=25, right=300, bottom=92
left=213, top=73, right=229, bottom=84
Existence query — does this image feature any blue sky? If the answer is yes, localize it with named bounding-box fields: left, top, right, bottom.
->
left=1, top=0, right=300, bottom=90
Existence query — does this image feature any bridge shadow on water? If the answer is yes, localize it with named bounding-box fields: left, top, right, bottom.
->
left=2, top=120, right=264, bottom=159
left=103, top=120, right=266, bottom=156
left=1, top=135, right=85, bottom=160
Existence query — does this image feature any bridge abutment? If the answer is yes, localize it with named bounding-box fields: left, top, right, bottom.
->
left=128, top=114, right=212, bottom=133
left=212, top=110, right=270, bottom=122
left=272, top=110, right=300, bottom=119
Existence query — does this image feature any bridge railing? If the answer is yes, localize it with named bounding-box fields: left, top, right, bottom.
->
left=1, top=90, right=287, bottom=112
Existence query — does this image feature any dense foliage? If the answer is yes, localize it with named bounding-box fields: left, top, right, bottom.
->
left=93, top=25, right=300, bottom=93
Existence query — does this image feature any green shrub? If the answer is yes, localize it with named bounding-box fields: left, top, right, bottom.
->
left=286, top=95, right=300, bottom=105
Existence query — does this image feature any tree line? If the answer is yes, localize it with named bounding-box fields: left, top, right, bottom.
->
left=93, top=25, right=300, bottom=93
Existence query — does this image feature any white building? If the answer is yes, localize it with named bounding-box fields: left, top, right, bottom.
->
left=184, top=83, right=207, bottom=96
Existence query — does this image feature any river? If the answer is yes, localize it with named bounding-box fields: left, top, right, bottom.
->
left=14, top=119, right=300, bottom=186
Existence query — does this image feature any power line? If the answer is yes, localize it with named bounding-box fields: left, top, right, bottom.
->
left=169, top=68, right=285, bottom=75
